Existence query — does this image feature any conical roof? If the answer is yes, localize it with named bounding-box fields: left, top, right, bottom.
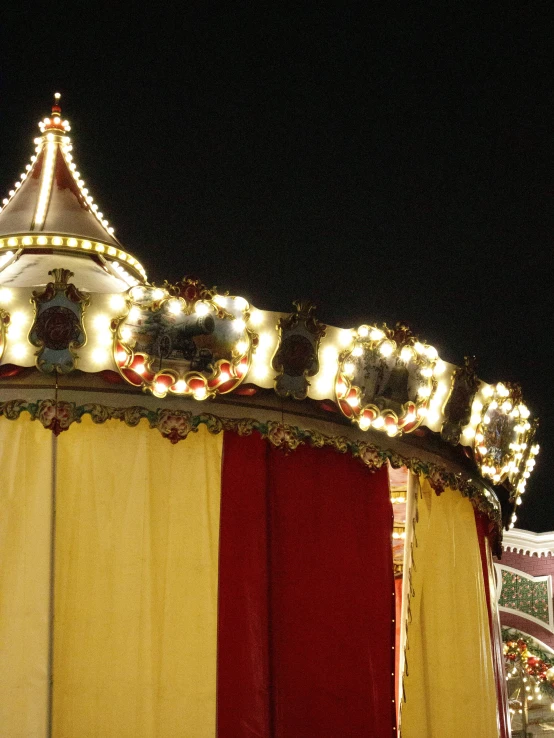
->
left=0, top=94, right=146, bottom=289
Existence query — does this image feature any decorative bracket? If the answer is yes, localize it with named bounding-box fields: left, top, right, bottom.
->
left=272, top=300, right=326, bottom=400
left=29, top=268, right=89, bottom=373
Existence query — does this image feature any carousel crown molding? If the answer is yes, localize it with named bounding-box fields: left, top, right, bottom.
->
left=502, top=529, right=554, bottom=558
left=0, top=95, right=540, bottom=530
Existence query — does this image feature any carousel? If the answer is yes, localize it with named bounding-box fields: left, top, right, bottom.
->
left=0, top=96, right=540, bottom=737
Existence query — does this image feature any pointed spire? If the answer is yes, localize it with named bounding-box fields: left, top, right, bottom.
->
left=0, top=94, right=146, bottom=285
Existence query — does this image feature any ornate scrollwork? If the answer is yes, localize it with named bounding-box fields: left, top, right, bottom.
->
left=336, top=321, right=439, bottom=436
left=0, top=397, right=502, bottom=531
left=441, top=356, right=480, bottom=445
left=273, top=300, right=326, bottom=400
left=0, top=308, right=10, bottom=364
left=112, top=282, right=256, bottom=399
left=29, top=269, right=89, bottom=373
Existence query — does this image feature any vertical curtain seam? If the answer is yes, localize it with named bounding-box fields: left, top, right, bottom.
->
left=46, top=431, right=57, bottom=738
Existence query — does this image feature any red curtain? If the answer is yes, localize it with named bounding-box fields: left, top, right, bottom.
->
left=475, top=511, right=511, bottom=738
left=217, top=432, right=395, bottom=737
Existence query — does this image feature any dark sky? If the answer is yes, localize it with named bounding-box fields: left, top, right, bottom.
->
left=1, top=3, right=552, bottom=530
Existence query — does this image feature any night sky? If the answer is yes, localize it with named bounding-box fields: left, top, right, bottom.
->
left=1, top=4, right=552, bottom=530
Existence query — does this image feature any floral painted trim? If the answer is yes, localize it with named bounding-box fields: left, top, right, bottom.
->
left=0, top=398, right=501, bottom=528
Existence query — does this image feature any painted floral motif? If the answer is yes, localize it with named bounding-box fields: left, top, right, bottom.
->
left=499, top=570, right=550, bottom=624
left=36, top=399, right=75, bottom=436
left=155, top=409, right=194, bottom=444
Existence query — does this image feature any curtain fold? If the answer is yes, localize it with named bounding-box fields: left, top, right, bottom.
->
left=401, top=478, right=500, bottom=738
left=0, top=417, right=53, bottom=738
left=217, top=432, right=395, bottom=737
left=475, top=511, right=511, bottom=738
left=53, top=416, right=222, bottom=738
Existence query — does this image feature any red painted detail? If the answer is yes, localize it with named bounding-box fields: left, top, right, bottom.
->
left=99, top=370, right=124, bottom=384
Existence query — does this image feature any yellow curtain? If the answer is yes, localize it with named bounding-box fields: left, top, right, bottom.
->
left=401, top=478, right=499, bottom=738
left=53, top=416, right=222, bottom=738
left=0, top=416, right=53, bottom=738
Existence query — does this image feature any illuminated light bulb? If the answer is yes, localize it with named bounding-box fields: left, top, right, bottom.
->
left=91, top=348, right=109, bottom=364
left=151, top=289, right=164, bottom=301
left=369, top=328, right=385, bottom=341
left=501, top=400, right=512, bottom=413
left=53, top=117, right=60, bottom=125
left=193, top=386, right=208, bottom=400
left=463, top=427, right=476, bottom=439
left=116, top=350, right=127, bottom=363
left=52, top=236, right=63, bottom=246
left=346, top=395, right=359, bottom=408
left=128, top=306, right=141, bottom=322
left=37, top=236, right=48, bottom=245
left=233, top=318, right=246, bottom=332
left=516, top=497, right=523, bottom=505
left=155, top=382, right=168, bottom=395
left=259, top=332, right=274, bottom=350
left=248, top=309, right=264, bottom=326
left=0, top=287, right=12, bottom=304
left=418, top=385, right=431, bottom=398
left=7, top=237, right=18, bottom=247
left=167, top=299, right=182, bottom=315
left=379, top=341, right=394, bottom=357
left=421, top=366, right=433, bottom=378
left=337, top=328, right=354, bottom=348
left=373, top=417, right=385, bottom=429
left=426, top=408, right=441, bottom=424
left=236, top=340, right=248, bottom=354
left=478, top=445, right=487, bottom=455
left=509, top=522, right=515, bottom=529
left=358, top=325, right=369, bottom=338
left=212, top=294, right=227, bottom=308
left=400, top=346, right=413, bottom=363
left=234, top=296, right=248, bottom=311
left=134, top=363, right=145, bottom=375
left=512, top=515, right=517, bottom=523
left=519, top=405, right=530, bottom=419
left=386, top=424, right=398, bottom=437
left=483, top=415, right=491, bottom=425
left=2, top=198, right=7, bottom=205
left=315, top=376, right=333, bottom=394
left=253, top=365, right=269, bottom=381
left=194, top=301, right=210, bottom=316
left=424, top=345, right=438, bottom=360
left=110, top=294, right=127, bottom=312
left=359, top=416, right=371, bottom=430
left=67, top=238, right=78, bottom=247
left=404, top=412, right=416, bottom=424
left=414, top=341, right=424, bottom=354
left=417, top=407, right=427, bottom=418
left=108, top=227, right=115, bottom=235
left=219, top=371, right=231, bottom=383
left=10, top=311, right=27, bottom=327
left=93, top=314, right=111, bottom=331
left=120, top=327, right=132, bottom=342
left=11, top=343, right=29, bottom=360
left=82, top=240, right=92, bottom=250
left=344, top=362, right=355, bottom=376
left=352, top=344, right=363, bottom=357
left=174, top=380, right=187, bottom=393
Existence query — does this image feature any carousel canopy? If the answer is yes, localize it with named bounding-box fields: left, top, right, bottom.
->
left=0, top=94, right=146, bottom=290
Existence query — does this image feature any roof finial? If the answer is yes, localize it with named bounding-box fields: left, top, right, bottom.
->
left=52, top=92, right=62, bottom=117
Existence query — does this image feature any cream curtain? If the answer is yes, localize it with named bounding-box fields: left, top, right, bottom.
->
left=401, top=478, right=500, bottom=738
left=0, top=416, right=53, bottom=738
left=53, top=416, right=222, bottom=738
